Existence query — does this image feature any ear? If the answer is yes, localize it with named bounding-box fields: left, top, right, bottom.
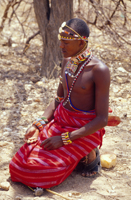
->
left=79, top=40, right=85, bottom=47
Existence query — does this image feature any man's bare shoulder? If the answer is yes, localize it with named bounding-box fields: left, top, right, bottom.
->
left=91, top=56, right=110, bottom=83
left=90, top=56, right=108, bottom=71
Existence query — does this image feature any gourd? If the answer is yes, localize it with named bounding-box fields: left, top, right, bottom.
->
left=100, top=154, right=117, bottom=168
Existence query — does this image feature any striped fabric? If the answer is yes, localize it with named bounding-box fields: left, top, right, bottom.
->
left=9, top=103, right=105, bottom=189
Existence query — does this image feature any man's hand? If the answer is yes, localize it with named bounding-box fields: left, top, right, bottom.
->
left=24, top=125, right=39, bottom=144
left=40, top=136, right=63, bottom=150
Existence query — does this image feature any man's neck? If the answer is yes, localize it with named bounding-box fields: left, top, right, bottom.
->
left=73, top=43, right=87, bottom=57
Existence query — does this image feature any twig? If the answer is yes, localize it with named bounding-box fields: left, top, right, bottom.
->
left=0, top=0, right=16, bottom=31
left=0, top=0, right=23, bottom=33
left=46, top=188, right=71, bottom=200
left=28, top=186, right=71, bottom=200
left=13, top=8, right=26, bottom=37
left=9, top=0, right=23, bottom=25
left=23, top=30, right=40, bottom=54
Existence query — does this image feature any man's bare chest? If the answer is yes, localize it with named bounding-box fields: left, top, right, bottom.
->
left=62, top=68, right=94, bottom=94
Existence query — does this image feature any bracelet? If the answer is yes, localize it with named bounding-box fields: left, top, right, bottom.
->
left=32, top=117, right=48, bottom=131
left=33, top=120, right=44, bottom=131
left=55, top=96, right=64, bottom=103
left=41, top=116, right=48, bottom=124
left=61, top=132, right=72, bottom=145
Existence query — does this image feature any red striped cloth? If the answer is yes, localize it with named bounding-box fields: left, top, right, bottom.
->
left=9, top=103, right=105, bottom=188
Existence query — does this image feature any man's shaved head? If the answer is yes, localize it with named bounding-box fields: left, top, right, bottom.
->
left=66, top=18, right=90, bottom=38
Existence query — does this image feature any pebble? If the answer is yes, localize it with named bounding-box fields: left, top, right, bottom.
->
left=0, top=141, right=9, bottom=147
left=30, top=76, right=40, bottom=83
left=12, top=44, right=17, bottom=47
left=78, top=199, right=84, bottom=200
left=68, top=193, right=72, bottom=197
left=116, top=76, right=123, bottom=83
left=3, top=132, right=10, bottom=137
left=27, top=100, right=33, bottom=104
left=3, top=128, right=12, bottom=132
left=117, top=67, right=127, bottom=73
left=68, top=192, right=81, bottom=197
left=15, top=196, right=23, bottom=200
left=17, top=82, right=23, bottom=87
left=33, top=197, right=46, bottom=200
left=3, top=111, right=6, bottom=116
left=41, top=77, right=48, bottom=83
left=36, top=81, right=44, bottom=86
left=0, top=182, right=10, bottom=191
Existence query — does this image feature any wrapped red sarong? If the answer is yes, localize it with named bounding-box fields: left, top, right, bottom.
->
left=9, top=103, right=105, bottom=188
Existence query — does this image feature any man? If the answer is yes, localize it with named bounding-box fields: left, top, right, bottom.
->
left=9, top=18, right=110, bottom=189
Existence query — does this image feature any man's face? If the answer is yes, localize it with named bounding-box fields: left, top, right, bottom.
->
left=59, top=39, right=81, bottom=58
left=59, top=28, right=83, bottom=58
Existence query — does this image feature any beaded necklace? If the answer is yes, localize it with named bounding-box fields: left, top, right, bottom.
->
left=65, top=47, right=91, bottom=77
left=63, top=54, right=93, bottom=107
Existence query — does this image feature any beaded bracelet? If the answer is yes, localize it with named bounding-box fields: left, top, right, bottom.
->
left=55, top=96, right=64, bottom=103
left=32, top=117, right=48, bottom=131
left=61, top=132, right=72, bottom=145
left=41, top=116, right=48, bottom=124
left=33, top=120, right=44, bottom=131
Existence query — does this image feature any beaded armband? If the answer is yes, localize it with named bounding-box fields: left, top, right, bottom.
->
left=61, top=132, right=72, bottom=145
left=55, top=96, right=64, bottom=103
left=33, top=117, right=48, bottom=131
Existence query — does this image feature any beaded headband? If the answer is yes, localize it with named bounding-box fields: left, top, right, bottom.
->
left=58, top=21, right=88, bottom=41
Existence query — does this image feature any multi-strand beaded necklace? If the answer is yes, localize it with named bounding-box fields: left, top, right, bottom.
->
left=65, top=47, right=91, bottom=77
left=63, top=52, right=93, bottom=107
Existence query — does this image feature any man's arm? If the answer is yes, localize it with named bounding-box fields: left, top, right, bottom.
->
left=70, top=61, right=110, bottom=141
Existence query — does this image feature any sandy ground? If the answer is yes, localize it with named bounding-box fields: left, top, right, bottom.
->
left=0, top=2, right=131, bottom=199
left=0, top=42, right=131, bottom=200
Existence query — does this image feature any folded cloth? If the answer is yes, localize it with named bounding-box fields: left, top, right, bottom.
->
left=9, top=103, right=105, bottom=189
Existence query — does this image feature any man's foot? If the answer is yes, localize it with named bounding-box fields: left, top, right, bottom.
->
left=82, top=148, right=101, bottom=177
left=81, top=149, right=97, bottom=177
left=76, top=148, right=101, bottom=177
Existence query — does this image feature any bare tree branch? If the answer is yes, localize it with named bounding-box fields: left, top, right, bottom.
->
left=0, top=0, right=17, bottom=31
left=9, top=0, right=23, bottom=25
left=23, top=30, right=40, bottom=54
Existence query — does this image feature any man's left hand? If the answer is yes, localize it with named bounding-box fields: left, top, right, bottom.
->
left=40, top=136, right=63, bottom=150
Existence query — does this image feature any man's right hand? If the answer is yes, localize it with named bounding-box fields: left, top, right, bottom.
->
left=24, top=125, right=39, bottom=144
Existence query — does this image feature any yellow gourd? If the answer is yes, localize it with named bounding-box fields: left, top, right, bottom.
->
left=100, top=154, right=117, bottom=168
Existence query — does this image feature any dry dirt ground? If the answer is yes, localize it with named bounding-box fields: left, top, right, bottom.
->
left=0, top=3, right=131, bottom=200
left=0, top=42, right=131, bottom=200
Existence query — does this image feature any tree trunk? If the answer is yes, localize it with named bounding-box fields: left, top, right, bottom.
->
left=33, top=0, right=73, bottom=77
